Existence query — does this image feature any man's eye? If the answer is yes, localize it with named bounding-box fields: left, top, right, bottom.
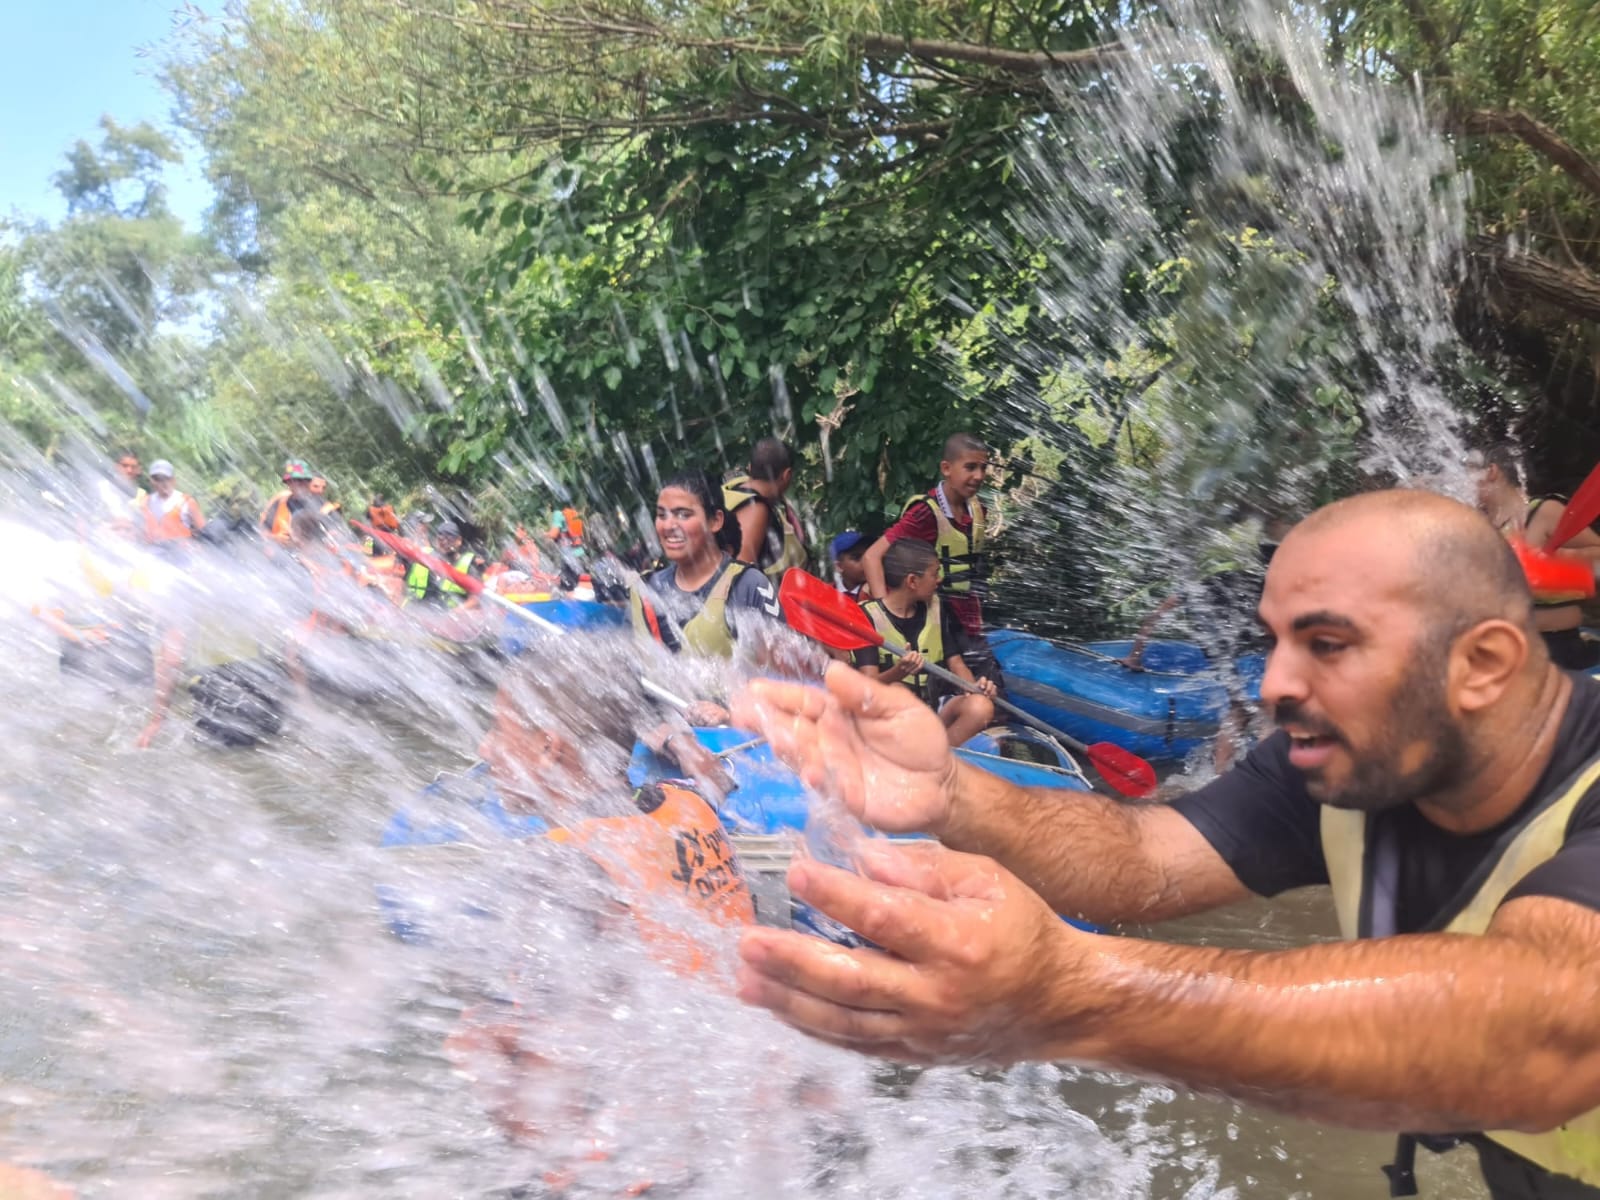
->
left=1310, top=639, right=1346, bottom=657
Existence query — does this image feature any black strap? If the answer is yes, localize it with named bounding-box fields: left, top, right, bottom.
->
left=1384, top=1135, right=1420, bottom=1197
left=1384, top=1133, right=1468, bottom=1197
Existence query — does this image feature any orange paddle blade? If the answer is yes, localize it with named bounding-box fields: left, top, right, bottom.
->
left=779, top=568, right=881, bottom=651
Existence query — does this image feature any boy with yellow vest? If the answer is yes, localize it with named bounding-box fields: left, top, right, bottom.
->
left=852, top=540, right=995, bottom=746
left=862, top=432, right=1001, bottom=687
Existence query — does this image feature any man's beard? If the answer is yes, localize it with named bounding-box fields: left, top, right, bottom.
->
left=1279, top=644, right=1470, bottom=813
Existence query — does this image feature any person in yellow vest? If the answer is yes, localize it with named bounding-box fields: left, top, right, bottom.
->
left=722, top=437, right=808, bottom=580
left=136, top=460, right=205, bottom=544
left=851, top=540, right=995, bottom=746
left=261, top=459, right=315, bottom=542
left=629, top=471, right=784, bottom=727
left=1474, top=445, right=1600, bottom=670
left=860, top=432, right=999, bottom=687
left=630, top=471, right=780, bottom=661
left=403, top=519, right=481, bottom=607
left=732, top=489, right=1600, bottom=1200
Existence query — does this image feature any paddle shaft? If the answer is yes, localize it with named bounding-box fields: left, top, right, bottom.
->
left=352, top=520, right=562, bottom=635
left=877, top=642, right=1094, bottom=755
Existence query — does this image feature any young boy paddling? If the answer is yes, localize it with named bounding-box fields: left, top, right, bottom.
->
left=853, top=540, right=996, bottom=746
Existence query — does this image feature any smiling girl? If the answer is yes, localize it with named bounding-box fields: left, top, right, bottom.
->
left=628, top=471, right=780, bottom=661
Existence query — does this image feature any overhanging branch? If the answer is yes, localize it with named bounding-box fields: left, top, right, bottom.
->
left=1474, top=237, right=1600, bottom=325
left=1455, top=109, right=1600, bottom=207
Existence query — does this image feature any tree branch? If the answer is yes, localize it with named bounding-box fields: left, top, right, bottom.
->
left=1474, top=237, right=1600, bottom=324
left=393, top=1, right=1122, bottom=78
left=1454, top=109, right=1600, bottom=207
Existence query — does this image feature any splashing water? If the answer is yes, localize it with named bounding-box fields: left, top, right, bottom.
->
left=986, top=0, right=1480, bottom=636
left=0, top=2, right=1519, bottom=1196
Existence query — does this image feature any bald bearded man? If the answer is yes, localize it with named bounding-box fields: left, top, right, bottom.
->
left=732, top=490, right=1600, bottom=1200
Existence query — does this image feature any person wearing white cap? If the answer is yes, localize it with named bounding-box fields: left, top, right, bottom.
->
left=137, top=459, right=206, bottom=544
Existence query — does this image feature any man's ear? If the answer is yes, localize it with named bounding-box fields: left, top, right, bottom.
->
left=1450, top=619, right=1529, bottom=715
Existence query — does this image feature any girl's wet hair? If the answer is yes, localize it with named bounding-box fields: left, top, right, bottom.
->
left=658, top=469, right=739, bottom=554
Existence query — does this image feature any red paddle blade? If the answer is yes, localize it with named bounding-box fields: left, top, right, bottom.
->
left=1544, top=461, right=1600, bottom=552
left=778, top=568, right=882, bottom=652
left=1510, top=537, right=1595, bottom=601
left=1085, top=742, right=1159, bottom=798
left=352, top=521, right=484, bottom=596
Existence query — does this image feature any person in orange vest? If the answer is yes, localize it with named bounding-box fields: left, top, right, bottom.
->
left=260, top=459, right=315, bottom=542
left=360, top=496, right=401, bottom=553
left=136, top=460, right=206, bottom=544
left=445, top=639, right=753, bottom=1187
left=547, top=505, right=586, bottom=552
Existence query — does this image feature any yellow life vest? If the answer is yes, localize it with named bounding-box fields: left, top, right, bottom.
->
left=722, top=472, right=808, bottom=580
left=862, top=596, right=945, bottom=701
left=903, top=490, right=989, bottom=598
left=406, top=551, right=477, bottom=606
left=1321, top=755, right=1600, bottom=1186
left=629, top=559, right=745, bottom=659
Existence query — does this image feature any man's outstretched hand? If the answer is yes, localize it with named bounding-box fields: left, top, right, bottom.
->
left=732, top=663, right=958, bottom=836
left=736, top=841, right=1089, bottom=1065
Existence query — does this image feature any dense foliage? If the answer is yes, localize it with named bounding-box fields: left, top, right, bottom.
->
left=2, top=0, right=1598, bottom=623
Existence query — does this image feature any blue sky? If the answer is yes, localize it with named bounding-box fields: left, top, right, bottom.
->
left=2, top=0, right=216, bottom=230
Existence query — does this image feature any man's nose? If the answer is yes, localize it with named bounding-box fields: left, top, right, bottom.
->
left=1259, top=642, right=1309, bottom=710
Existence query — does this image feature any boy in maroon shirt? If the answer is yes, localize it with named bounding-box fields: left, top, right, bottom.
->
left=861, top=432, right=1001, bottom=685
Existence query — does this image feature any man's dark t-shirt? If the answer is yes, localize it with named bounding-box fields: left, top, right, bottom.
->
left=1172, top=673, right=1600, bottom=932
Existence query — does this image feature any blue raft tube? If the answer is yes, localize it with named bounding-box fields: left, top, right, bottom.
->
left=990, top=629, right=1265, bottom=763
left=379, top=724, right=1102, bottom=944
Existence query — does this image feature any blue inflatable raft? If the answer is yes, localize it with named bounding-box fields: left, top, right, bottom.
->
left=380, top=724, right=1092, bottom=943
left=990, top=629, right=1265, bottom=762
left=497, top=595, right=626, bottom=654
left=623, top=724, right=1089, bottom=836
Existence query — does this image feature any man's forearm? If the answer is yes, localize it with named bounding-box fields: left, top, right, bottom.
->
left=940, top=763, right=1236, bottom=923
left=1047, top=906, right=1600, bottom=1132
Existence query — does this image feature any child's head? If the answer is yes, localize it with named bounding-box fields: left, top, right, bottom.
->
left=481, top=635, right=643, bottom=814
left=882, top=539, right=941, bottom=600
left=748, top=438, right=795, bottom=493
left=939, top=432, right=990, bottom=501
left=829, top=530, right=872, bottom=590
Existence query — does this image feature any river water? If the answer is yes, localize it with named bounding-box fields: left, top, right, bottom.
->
left=0, top=0, right=1507, bottom=1191
left=0, top=593, right=1489, bottom=1199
